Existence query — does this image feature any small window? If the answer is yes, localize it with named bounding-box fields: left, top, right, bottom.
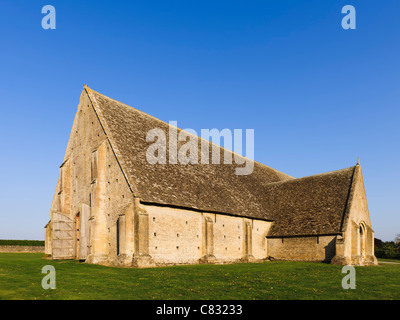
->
left=59, top=167, right=63, bottom=193
left=91, top=150, right=98, bottom=182
left=116, top=219, right=120, bottom=255
left=117, top=216, right=126, bottom=256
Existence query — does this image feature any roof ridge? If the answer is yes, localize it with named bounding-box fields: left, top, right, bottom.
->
left=263, top=166, right=356, bottom=187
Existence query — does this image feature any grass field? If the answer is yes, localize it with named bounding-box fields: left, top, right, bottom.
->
left=0, top=253, right=399, bottom=300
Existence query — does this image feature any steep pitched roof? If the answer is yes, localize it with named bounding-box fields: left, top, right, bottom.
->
left=83, top=86, right=356, bottom=235
left=265, top=166, right=356, bottom=237
left=84, top=86, right=293, bottom=220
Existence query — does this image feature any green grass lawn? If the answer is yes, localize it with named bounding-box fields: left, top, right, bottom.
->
left=0, top=253, right=399, bottom=300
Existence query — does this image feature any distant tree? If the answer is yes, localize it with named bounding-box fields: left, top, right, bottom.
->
left=375, top=240, right=400, bottom=260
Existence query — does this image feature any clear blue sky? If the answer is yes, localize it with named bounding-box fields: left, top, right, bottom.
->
left=0, top=1, right=398, bottom=241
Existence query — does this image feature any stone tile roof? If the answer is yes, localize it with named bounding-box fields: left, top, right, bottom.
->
left=265, top=166, right=356, bottom=237
left=84, top=86, right=356, bottom=235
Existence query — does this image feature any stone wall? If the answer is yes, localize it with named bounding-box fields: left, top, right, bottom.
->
left=0, top=246, right=44, bottom=253
left=145, top=204, right=272, bottom=265
left=48, top=90, right=134, bottom=263
left=267, top=235, right=336, bottom=262
left=332, top=164, right=378, bottom=266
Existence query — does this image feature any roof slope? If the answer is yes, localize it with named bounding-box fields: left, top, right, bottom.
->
left=83, top=86, right=356, bottom=235
left=85, top=86, right=293, bottom=220
left=265, top=166, right=356, bottom=237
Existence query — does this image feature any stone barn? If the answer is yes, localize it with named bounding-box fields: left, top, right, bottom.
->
left=44, top=86, right=377, bottom=267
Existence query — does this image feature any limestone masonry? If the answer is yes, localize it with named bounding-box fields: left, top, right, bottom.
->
left=45, top=86, right=377, bottom=267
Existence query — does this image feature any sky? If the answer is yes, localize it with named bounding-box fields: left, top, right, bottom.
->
left=0, top=1, right=398, bottom=241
